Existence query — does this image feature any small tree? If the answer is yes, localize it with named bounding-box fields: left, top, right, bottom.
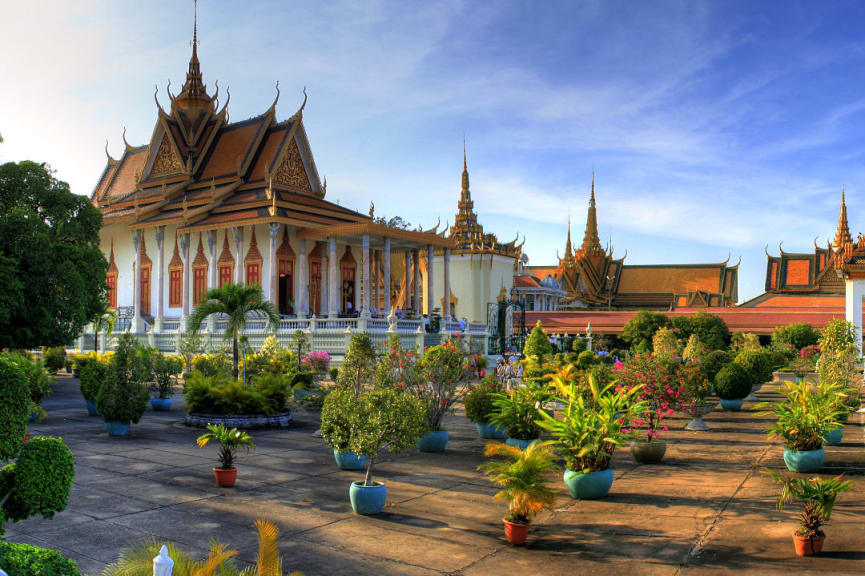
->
left=671, top=311, right=730, bottom=351
left=91, top=304, right=117, bottom=352
left=523, top=321, right=553, bottom=358
left=652, top=327, right=680, bottom=358
left=95, top=334, right=150, bottom=425
left=819, top=319, right=859, bottom=357
left=189, top=284, right=280, bottom=380
left=414, top=341, right=468, bottom=431
left=337, top=332, right=377, bottom=393
left=622, top=311, right=670, bottom=353
left=349, top=387, right=427, bottom=486
left=0, top=357, right=30, bottom=462
left=682, top=334, right=707, bottom=361
left=772, top=322, right=819, bottom=351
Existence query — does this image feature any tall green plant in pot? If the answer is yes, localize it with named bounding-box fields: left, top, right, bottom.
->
left=150, top=354, right=182, bottom=411
left=490, top=382, right=551, bottom=450
left=757, top=380, right=842, bottom=472
left=764, top=470, right=852, bottom=557
left=412, top=341, right=468, bottom=452
left=95, top=334, right=150, bottom=436
left=347, top=387, right=426, bottom=515
left=714, top=362, right=751, bottom=411
left=465, top=374, right=506, bottom=439
left=196, top=424, right=254, bottom=487
left=478, top=441, right=558, bottom=545
left=78, top=355, right=108, bottom=416
left=321, top=386, right=368, bottom=471
left=537, top=375, right=644, bottom=500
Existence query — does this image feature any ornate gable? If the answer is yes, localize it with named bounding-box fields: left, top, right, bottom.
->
left=169, top=234, right=183, bottom=270
left=272, top=137, right=312, bottom=193
left=151, top=133, right=183, bottom=177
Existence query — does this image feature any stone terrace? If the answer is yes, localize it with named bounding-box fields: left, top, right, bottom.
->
left=8, top=376, right=865, bottom=575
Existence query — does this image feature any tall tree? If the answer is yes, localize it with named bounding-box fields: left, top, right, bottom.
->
left=0, top=161, right=107, bottom=348
left=188, top=283, right=280, bottom=379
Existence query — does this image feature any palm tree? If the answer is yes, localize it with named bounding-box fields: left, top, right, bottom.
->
left=92, top=305, right=117, bottom=352
left=478, top=440, right=558, bottom=524
left=188, top=284, right=279, bottom=380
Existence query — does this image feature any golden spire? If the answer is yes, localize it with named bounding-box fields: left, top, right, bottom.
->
left=564, top=210, right=573, bottom=260
left=834, top=185, right=852, bottom=249
left=176, top=0, right=209, bottom=107
left=461, top=137, right=470, bottom=200
left=582, top=172, right=603, bottom=254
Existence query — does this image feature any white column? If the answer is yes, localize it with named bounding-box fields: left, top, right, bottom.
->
left=372, top=250, right=379, bottom=314
left=328, top=237, right=338, bottom=317
left=443, top=247, right=451, bottom=320
left=384, top=237, right=391, bottom=313
left=180, top=232, right=191, bottom=328
left=205, top=230, right=218, bottom=332
left=298, top=238, right=309, bottom=317
left=426, top=245, right=434, bottom=316
left=233, top=227, right=244, bottom=285
left=154, top=226, right=165, bottom=331
left=132, top=230, right=142, bottom=332
left=361, top=234, right=371, bottom=316
left=404, top=251, right=411, bottom=312
left=845, top=278, right=865, bottom=350
left=319, top=241, right=328, bottom=317
left=413, top=249, right=420, bottom=314
left=268, top=223, right=280, bottom=307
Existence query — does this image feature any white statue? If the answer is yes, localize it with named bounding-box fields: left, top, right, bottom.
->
left=153, top=545, right=174, bottom=576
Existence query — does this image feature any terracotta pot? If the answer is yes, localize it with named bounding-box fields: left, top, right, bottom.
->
left=503, top=518, right=530, bottom=545
left=630, top=439, right=667, bottom=464
left=213, top=467, right=238, bottom=487
left=793, top=533, right=825, bottom=556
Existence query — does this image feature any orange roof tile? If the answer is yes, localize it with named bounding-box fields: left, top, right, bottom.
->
left=247, top=126, right=290, bottom=182
left=199, top=119, right=265, bottom=180
left=107, top=149, right=149, bottom=202
left=617, top=266, right=721, bottom=295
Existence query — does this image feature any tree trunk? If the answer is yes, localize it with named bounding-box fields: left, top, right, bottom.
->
left=233, top=336, right=239, bottom=380
left=94, top=332, right=98, bottom=353
left=364, top=459, right=373, bottom=486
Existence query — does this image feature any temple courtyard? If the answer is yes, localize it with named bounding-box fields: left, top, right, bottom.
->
left=8, top=376, right=865, bottom=576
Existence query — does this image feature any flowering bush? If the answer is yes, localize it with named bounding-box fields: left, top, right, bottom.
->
left=375, top=335, right=422, bottom=390
left=301, top=350, right=331, bottom=374
left=465, top=374, right=505, bottom=423
left=415, top=341, right=468, bottom=431
left=800, top=344, right=821, bottom=362
left=614, top=354, right=680, bottom=441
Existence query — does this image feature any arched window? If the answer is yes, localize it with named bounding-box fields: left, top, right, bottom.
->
left=192, top=234, right=208, bottom=305
left=106, top=239, right=118, bottom=309
left=217, top=232, right=234, bottom=288
left=138, top=234, right=152, bottom=317
left=276, top=227, right=295, bottom=315
left=168, top=234, right=183, bottom=308
left=245, top=228, right=263, bottom=286
left=340, top=246, right=357, bottom=315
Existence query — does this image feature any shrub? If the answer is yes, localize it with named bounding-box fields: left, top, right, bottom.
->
left=289, top=372, right=315, bottom=391
left=321, top=386, right=355, bottom=452
left=772, top=322, right=819, bottom=351
left=490, top=383, right=550, bottom=441
left=151, top=354, right=182, bottom=399
left=42, top=347, right=66, bottom=374
left=478, top=441, right=558, bottom=525
left=757, top=380, right=842, bottom=451
left=682, top=334, right=706, bottom=361
left=95, top=334, right=150, bottom=424
left=700, top=349, right=731, bottom=382
left=375, top=334, right=422, bottom=389
left=192, top=352, right=232, bottom=377
left=0, top=357, right=29, bottom=462
left=183, top=371, right=289, bottom=415
left=329, top=366, right=339, bottom=381
left=576, top=350, right=598, bottom=369
left=416, top=342, right=468, bottom=431
left=622, top=311, right=670, bottom=353
left=523, top=321, right=553, bottom=358
left=2, top=437, right=75, bottom=530
left=819, top=319, right=859, bottom=357
left=652, top=327, right=680, bottom=358
left=767, top=342, right=795, bottom=370
left=571, top=338, right=587, bottom=353
left=671, top=311, right=730, bottom=351
left=465, top=375, right=504, bottom=423
left=734, top=349, right=774, bottom=387
left=0, top=542, right=82, bottom=576
left=337, top=332, right=376, bottom=392
left=714, top=363, right=751, bottom=400
left=302, top=350, right=331, bottom=374
left=7, top=352, right=52, bottom=406
left=78, top=356, right=109, bottom=402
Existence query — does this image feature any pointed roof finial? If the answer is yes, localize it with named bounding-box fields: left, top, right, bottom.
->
left=193, top=0, right=198, bottom=60
left=834, top=184, right=852, bottom=249
left=582, top=173, right=603, bottom=253
left=564, top=209, right=573, bottom=260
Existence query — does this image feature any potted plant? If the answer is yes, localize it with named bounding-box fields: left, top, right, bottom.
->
left=713, top=362, right=751, bottom=411
left=321, top=386, right=368, bottom=470
left=465, top=374, right=506, bottom=439
left=478, top=441, right=558, bottom=545
left=735, top=349, right=773, bottom=401
left=757, top=380, right=841, bottom=472
left=412, top=341, right=468, bottom=452
left=490, top=383, right=549, bottom=450
left=95, top=335, right=150, bottom=436
left=150, top=354, right=182, bottom=411
left=613, top=355, right=683, bottom=464
left=816, top=343, right=858, bottom=446
left=78, top=355, right=108, bottom=416
left=196, top=423, right=255, bottom=487
left=346, top=387, right=426, bottom=515
left=538, top=375, right=644, bottom=499
left=764, top=470, right=852, bottom=556
left=290, top=371, right=316, bottom=400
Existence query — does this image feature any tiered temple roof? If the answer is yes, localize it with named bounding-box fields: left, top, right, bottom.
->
left=742, top=190, right=848, bottom=307
left=523, top=176, right=738, bottom=310
left=444, top=147, right=523, bottom=258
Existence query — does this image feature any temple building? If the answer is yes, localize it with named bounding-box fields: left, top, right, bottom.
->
left=424, top=148, right=521, bottom=323
left=514, top=177, right=739, bottom=310
left=740, top=190, right=848, bottom=308
left=92, top=15, right=456, bottom=334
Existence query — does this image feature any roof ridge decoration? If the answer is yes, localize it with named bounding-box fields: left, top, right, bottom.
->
left=582, top=172, right=603, bottom=254
left=833, top=185, right=852, bottom=249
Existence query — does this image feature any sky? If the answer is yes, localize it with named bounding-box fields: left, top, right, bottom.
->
left=2, top=0, right=865, bottom=303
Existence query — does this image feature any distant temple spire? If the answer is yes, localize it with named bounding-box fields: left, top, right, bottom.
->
left=564, top=210, right=573, bottom=260
left=834, top=185, right=852, bottom=249
left=176, top=0, right=209, bottom=107
left=582, top=173, right=603, bottom=253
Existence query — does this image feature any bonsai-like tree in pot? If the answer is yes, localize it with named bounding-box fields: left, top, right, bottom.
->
left=96, top=334, right=151, bottom=435
left=196, top=423, right=254, bottom=487
left=478, top=440, right=558, bottom=545
left=764, top=469, right=852, bottom=556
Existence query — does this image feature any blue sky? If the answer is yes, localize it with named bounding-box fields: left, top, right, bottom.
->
left=2, top=1, right=865, bottom=302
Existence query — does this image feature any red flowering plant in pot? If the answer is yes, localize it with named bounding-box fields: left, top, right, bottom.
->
left=613, top=354, right=682, bottom=464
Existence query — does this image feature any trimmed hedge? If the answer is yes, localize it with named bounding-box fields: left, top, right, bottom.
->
left=0, top=542, right=82, bottom=576
left=734, top=349, right=774, bottom=387
left=714, top=363, right=752, bottom=400
left=2, top=437, right=75, bottom=529
left=0, top=357, right=29, bottom=462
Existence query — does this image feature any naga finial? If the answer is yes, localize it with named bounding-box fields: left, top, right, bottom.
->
left=271, top=80, right=280, bottom=111
left=219, top=86, right=231, bottom=116
left=122, top=127, right=131, bottom=151
left=153, top=84, right=165, bottom=114
left=104, top=139, right=115, bottom=162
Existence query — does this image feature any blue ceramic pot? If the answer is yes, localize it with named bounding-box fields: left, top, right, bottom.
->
left=505, top=437, right=537, bottom=450
left=783, top=448, right=825, bottom=473
left=824, top=427, right=843, bottom=446
left=720, top=398, right=744, bottom=411
left=104, top=421, right=130, bottom=437
left=150, top=398, right=173, bottom=411
left=795, top=376, right=805, bottom=384
left=294, top=389, right=310, bottom=400
left=475, top=422, right=506, bottom=439
left=563, top=468, right=614, bottom=500
left=28, top=412, right=38, bottom=423
left=85, top=399, right=100, bottom=417
left=417, top=430, right=449, bottom=452
left=334, top=450, right=369, bottom=471
left=349, top=481, right=386, bottom=515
